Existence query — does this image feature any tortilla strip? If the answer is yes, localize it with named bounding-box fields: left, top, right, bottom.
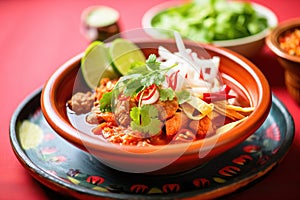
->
left=214, top=102, right=246, bottom=120
left=181, top=103, right=206, bottom=120
left=226, top=104, right=255, bottom=113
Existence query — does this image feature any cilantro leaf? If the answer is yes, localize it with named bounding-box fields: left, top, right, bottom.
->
left=127, top=64, right=149, bottom=75
left=131, top=119, right=161, bottom=137
left=130, top=106, right=141, bottom=124
left=146, top=54, right=160, bottom=71
left=129, top=105, right=161, bottom=136
left=99, top=91, right=113, bottom=112
left=122, top=76, right=144, bottom=96
left=176, top=90, right=191, bottom=104
left=159, top=88, right=175, bottom=101
left=140, top=71, right=165, bottom=87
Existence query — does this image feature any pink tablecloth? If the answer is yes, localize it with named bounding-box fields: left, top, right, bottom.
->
left=0, top=0, right=299, bottom=199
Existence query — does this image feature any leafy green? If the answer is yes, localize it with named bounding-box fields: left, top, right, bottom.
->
left=146, top=54, right=161, bottom=70
left=115, top=54, right=176, bottom=96
left=99, top=91, right=113, bottom=112
left=151, top=0, right=268, bottom=42
left=176, top=90, right=191, bottom=104
left=159, top=88, right=175, bottom=101
left=130, top=105, right=161, bottom=136
left=99, top=54, right=177, bottom=112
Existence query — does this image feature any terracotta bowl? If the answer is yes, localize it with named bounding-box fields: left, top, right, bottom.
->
left=266, top=18, right=300, bottom=104
left=41, top=39, right=271, bottom=174
left=142, top=1, right=278, bottom=58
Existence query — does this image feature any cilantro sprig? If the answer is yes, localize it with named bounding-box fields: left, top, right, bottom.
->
left=99, top=91, right=113, bottom=112
left=159, top=88, right=175, bottom=101
left=130, top=105, right=161, bottom=137
left=99, top=54, right=177, bottom=112
left=121, top=54, right=177, bottom=95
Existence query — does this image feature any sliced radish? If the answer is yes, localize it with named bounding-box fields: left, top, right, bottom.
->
left=141, top=89, right=159, bottom=105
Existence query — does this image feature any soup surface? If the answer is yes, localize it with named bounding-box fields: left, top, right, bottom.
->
left=66, top=36, right=254, bottom=146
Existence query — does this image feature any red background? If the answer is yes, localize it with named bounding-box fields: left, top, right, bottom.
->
left=0, top=0, right=299, bottom=199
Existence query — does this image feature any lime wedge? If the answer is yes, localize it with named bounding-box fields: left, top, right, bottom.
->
left=109, top=38, right=146, bottom=75
left=19, top=120, right=43, bottom=150
left=81, top=41, right=118, bottom=89
left=81, top=41, right=103, bottom=65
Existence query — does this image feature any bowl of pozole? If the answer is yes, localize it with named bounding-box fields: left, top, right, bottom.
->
left=41, top=32, right=271, bottom=174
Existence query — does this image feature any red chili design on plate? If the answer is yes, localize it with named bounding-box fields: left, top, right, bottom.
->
left=162, top=183, right=180, bottom=193
left=219, top=166, right=240, bottom=176
left=130, top=184, right=149, bottom=193
left=232, top=154, right=253, bottom=165
left=243, top=144, right=261, bottom=153
left=193, top=178, right=210, bottom=188
left=86, top=176, right=105, bottom=185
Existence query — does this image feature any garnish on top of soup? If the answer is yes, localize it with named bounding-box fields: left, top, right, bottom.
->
left=67, top=32, right=254, bottom=146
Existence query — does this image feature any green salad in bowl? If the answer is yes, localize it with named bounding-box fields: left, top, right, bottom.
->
left=142, top=0, right=278, bottom=57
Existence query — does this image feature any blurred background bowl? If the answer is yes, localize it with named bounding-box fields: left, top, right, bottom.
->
left=80, top=5, right=121, bottom=42
left=41, top=38, right=271, bottom=174
left=142, top=0, right=278, bottom=58
left=266, top=18, right=300, bottom=104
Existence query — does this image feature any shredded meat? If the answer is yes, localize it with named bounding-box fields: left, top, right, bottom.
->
left=165, top=112, right=189, bottom=137
left=86, top=102, right=118, bottom=126
left=86, top=104, right=101, bottom=124
left=114, top=99, right=137, bottom=127
left=189, top=116, right=215, bottom=139
left=154, top=98, right=179, bottom=120
left=68, top=91, right=94, bottom=114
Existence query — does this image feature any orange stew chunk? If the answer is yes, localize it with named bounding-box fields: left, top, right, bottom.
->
left=279, top=29, right=300, bottom=56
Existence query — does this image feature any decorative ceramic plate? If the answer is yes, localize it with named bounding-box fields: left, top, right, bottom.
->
left=10, top=88, right=294, bottom=200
